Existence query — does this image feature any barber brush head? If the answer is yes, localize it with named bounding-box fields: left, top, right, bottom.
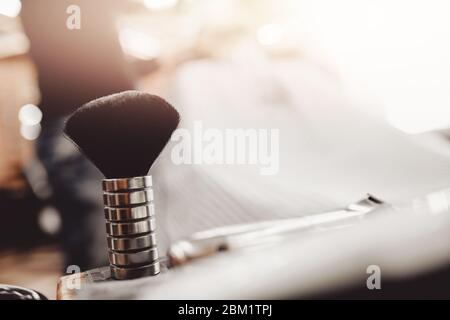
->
left=64, top=90, right=180, bottom=179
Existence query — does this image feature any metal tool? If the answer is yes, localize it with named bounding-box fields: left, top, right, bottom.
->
left=168, top=194, right=384, bottom=266
left=103, top=176, right=160, bottom=279
left=0, top=284, right=48, bottom=300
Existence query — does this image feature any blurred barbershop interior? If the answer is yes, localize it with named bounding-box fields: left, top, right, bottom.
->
left=0, top=0, right=450, bottom=299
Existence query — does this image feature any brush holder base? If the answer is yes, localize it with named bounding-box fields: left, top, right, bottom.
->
left=102, top=175, right=160, bottom=280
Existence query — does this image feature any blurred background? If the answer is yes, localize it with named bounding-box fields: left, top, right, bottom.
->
left=1, top=0, right=450, bottom=299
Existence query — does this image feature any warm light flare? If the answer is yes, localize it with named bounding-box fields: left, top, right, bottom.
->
left=119, top=27, right=161, bottom=60
left=0, top=0, right=22, bottom=18
left=143, top=0, right=178, bottom=11
left=257, top=24, right=284, bottom=47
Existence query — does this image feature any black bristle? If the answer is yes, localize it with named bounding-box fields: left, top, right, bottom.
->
left=64, top=90, right=180, bottom=179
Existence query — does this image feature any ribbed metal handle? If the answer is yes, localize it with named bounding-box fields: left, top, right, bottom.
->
left=102, top=175, right=160, bottom=280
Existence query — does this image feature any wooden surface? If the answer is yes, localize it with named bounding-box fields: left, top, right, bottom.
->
left=0, top=246, right=61, bottom=300
left=0, top=55, right=38, bottom=190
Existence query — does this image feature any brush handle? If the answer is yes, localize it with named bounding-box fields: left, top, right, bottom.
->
left=102, top=176, right=160, bottom=280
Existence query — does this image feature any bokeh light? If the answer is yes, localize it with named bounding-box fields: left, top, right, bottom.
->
left=18, top=104, right=43, bottom=126
left=143, top=0, right=179, bottom=11
left=20, top=123, right=41, bottom=141
left=257, top=24, right=284, bottom=47
left=119, top=27, right=161, bottom=60
left=0, top=0, right=22, bottom=18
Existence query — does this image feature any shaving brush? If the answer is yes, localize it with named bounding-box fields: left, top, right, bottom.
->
left=64, top=91, right=179, bottom=279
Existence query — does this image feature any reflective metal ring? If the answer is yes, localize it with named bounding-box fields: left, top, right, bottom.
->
left=108, top=247, right=159, bottom=267
left=103, top=189, right=154, bottom=207
left=104, top=203, right=155, bottom=222
left=105, top=218, right=156, bottom=236
left=102, top=176, right=153, bottom=192
left=110, top=261, right=160, bottom=280
left=107, top=233, right=157, bottom=251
